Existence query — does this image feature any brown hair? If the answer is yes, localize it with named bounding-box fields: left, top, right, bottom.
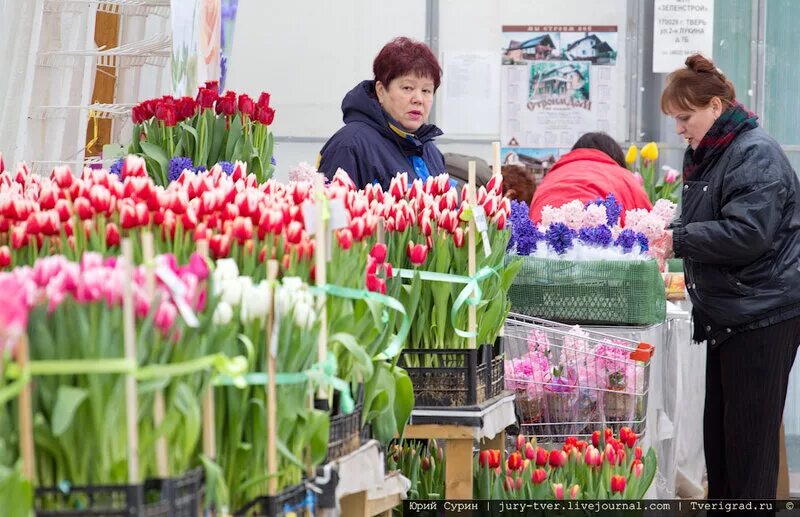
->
left=373, top=37, right=442, bottom=92
left=501, top=164, right=536, bottom=206
left=660, top=54, right=736, bottom=114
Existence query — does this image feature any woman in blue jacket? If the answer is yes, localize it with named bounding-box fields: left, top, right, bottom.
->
left=662, top=54, right=800, bottom=500
left=318, top=37, right=446, bottom=189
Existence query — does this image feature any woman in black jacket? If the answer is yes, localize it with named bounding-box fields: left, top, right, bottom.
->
left=662, top=54, right=800, bottom=499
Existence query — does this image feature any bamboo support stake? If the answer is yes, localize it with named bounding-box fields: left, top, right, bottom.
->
left=314, top=175, right=328, bottom=399
left=196, top=239, right=216, bottom=461
left=142, top=232, right=168, bottom=478
left=467, top=162, right=477, bottom=350
left=15, top=334, right=35, bottom=481
left=121, top=239, right=140, bottom=483
left=265, top=260, right=280, bottom=496
left=377, top=217, right=385, bottom=247
left=492, top=141, right=502, bottom=177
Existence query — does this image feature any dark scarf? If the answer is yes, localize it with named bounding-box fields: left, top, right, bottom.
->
left=682, top=102, right=759, bottom=181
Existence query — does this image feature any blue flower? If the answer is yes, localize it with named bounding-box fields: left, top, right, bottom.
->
left=615, top=229, right=637, bottom=253
left=636, top=232, right=649, bottom=252
left=168, top=156, right=194, bottom=183
left=109, top=158, right=124, bottom=177
left=218, top=161, right=234, bottom=176
left=546, top=223, right=576, bottom=255
left=587, top=193, right=623, bottom=226
left=195, top=165, right=207, bottom=173
left=271, top=155, right=277, bottom=166
left=578, top=225, right=613, bottom=247
left=508, top=200, right=543, bottom=256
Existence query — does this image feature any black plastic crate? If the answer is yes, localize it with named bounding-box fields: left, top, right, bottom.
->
left=324, top=385, right=364, bottom=461
left=488, top=336, right=506, bottom=400
left=34, top=467, right=204, bottom=517
left=234, top=482, right=313, bottom=517
left=399, top=344, right=499, bottom=409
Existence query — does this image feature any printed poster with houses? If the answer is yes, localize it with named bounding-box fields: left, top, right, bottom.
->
left=501, top=25, right=620, bottom=179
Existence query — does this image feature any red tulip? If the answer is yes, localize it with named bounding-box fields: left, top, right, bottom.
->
left=507, top=451, right=523, bottom=471
left=0, top=152, right=4, bottom=173
left=51, top=166, right=74, bottom=189
left=238, top=94, right=255, bottom=117
left=230, top=216, right=252, bottom=243
left=215, top=92, right=237, bottom=116
left=438, top=188, right=458, bottom=212
left=39, top=187, right=57, bottom=210
left=388, top=173, right=408, bottom=200
left=38, top=211, right=60, bottom=236
left=257, top=91, right=271, bottom=108
left=286, top=220, right=304, bottom=244
left=452, top=227, right=465, bottom=248
left=369, top=243, right=387, bottom=263
left=122, top=156, right=147, bottom=178
left=549, top=449, right=567, bottom=468
left=605, top=444, right=617, bottom=466
left=196, top=87, right=217, bottom=110
left=535, top=446, right=548, bottom=467
left=11, top=225, right=28, bottom=249
left=0, top=246, right=9, bottom=267
left=365, top=273, right=386, bottom=295
left=406, top=242, right=428, bottom=266
left=89, top=185, right=111, bottom=213
left=486, top=174, right=503, bottom=196
left=155, top=102, right=177, bottom=127
left=438, top=209, right=458, bottom=234
left=394, top=210, right=409, bottom=232
left=297, top=239, right=315, bottom=261
left=610, top=474, right=626, bottom=494
left=25, top=212, right=40, bottom=235
left=73, top=197, right=93, bottom=220
left=120, top=202, right=138, bottom=229
left=635, top=446, right=642, bottom=460
left=625, top=432, right=637, bottom=448
left=631, top=459, right=644, bottom=478
left=478, top=450, right=491, bottom=468
left=495, top=210, right=507, bottom=230
left=177, top=96, right=196, bottom=120
left=488, top=450, right=501, bottom=469
left=420, top=214, right=433, bottom=237
left=336, top=228, right=353, bottom=250
left=222, top=203, right=239, bottom=221
left=592, top=430, right=601, bottom=448
left=349, top=216, right=366, bottom=240
left=524, top=442, right=535, bottom=460
left=531, top=468, right=547, bottom=485
left=105, top=222, right=120, bottom=247
left=209, top=233, right=231, bottom=259
left=9, top=199, right=34, bottom=221
left=584, top=446, right=602, bottom=467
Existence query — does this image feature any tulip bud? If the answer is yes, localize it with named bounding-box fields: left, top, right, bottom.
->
left=552, top=483, right=564, bottom=500
left=610, top=474, right=627, bottom=494
left=478, top=450, right=491, bottom=468
left=336, top=228, right=353, bottom=250
left=531, top=468, right=547, bottom=485
left=524, top=442, right=535, bottom=461
left=406, top=241, right=428, bottom=266
left=635, top=446, right=642, bottom=460
left=535, top=446, right=548, bottom=467
left=0, top=245, right=10, bottom=268
left=625, top=145, right=638, bottom=165
left=631, top=459, right=643, bottom=478
left=369, top=243, right=387, bottom=263
left=105, top=222, right=120, bottom=247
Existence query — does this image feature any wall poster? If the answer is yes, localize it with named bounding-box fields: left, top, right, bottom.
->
left=500, top=25, right=620, bottom=180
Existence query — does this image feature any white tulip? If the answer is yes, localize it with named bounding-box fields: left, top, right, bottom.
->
left=241, top=280, right=272, bottom=323
left=292, top=300, right=315, bottom=329
left=212, top=301, right=233, bottom=325
left=213, top=259, right=240, bottom=286
left=220, top=278, right=243, bottom=307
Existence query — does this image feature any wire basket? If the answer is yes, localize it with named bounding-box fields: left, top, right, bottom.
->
left=503, top=313, right=654, bottom=444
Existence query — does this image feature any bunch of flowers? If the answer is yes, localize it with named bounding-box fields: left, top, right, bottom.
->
left=387, top=440, right=445, bottom=500
left=625, top=142, right=682, bottom=204
left=474, top=430, right=656, bottom=499
left=0, top=251, right=217, bottom=490
left=509, top=194, right=677, bottom=266
left=128, top=80, right=276, bottom=185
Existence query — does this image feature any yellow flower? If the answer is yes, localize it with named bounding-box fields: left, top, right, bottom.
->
left=641, top=142, right=659, bottom=162
left=625, top=145, right=638, bottom=165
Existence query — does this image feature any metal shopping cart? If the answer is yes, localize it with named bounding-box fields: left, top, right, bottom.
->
left=503, top=313, right=655, bottom=444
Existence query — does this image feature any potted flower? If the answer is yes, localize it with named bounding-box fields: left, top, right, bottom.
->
left=543, top=364, right=578, bottom=427
left=596, top=342, right=636, bottom=422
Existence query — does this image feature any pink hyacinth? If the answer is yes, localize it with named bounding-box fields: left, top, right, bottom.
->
left=582, top=204, right=608, bottom=227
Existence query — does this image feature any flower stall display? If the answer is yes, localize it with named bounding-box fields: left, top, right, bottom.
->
left=625, top=142, right=682, bottom=204
left=0, top=250, right=235, bottom=514
left=507, top=195, right=674, bottom=325
left=504, top=315, right=653, bottom=442
left=387, top=440, right=445, bottom=500
left=474, top=431, right=657, bottom=500
left=128, top=80, right=276, bottom=185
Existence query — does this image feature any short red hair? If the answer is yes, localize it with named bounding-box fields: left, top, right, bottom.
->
left=373, top=37, right=442, bottom=92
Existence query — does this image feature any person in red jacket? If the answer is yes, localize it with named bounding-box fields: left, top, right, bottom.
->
left=529, top=132, right=652, bottom=224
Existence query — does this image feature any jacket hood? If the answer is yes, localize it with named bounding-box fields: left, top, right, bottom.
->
left=341, top=80, right=443, bottom=145
left=549, top=148, right=620, bottom=172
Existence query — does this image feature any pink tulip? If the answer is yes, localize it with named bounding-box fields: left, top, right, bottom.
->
left=552, top=483, right=564, bottom=500
left=0, top=246, right=10, bottom=268
left=406, top=242, right=428, bottom=266
left=584, top=445, right=602, bottom=467
left=336, top=228, right=353, bottom=250
left=453, top=227, right=465, bottom=248
left=569, top=484, right=580, bottom=499
left=154, top=300, right=178, bottom=335
left=631, top=459, right=644, bottom=478
left=524, top=442, right=535, bottom=460
left=369, top=243, right=387, bottom=263
left=663, top=166, right=680, bottom=184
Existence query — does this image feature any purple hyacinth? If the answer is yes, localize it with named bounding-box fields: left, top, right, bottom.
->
left=545, top=223, right=576, bottom=255
left=636, top=232, right=649, bottom=252
left=218, top=161, right=234, bottom=176
left=195, top=165, right=207, bottom=173
left=271, top=155, right=277, bottom=166
left=109, top=158, right=124, bottom=177
left=615, top=229, right=638, bottom=253
left=508, top=200, right=543, bottom=256
left=587, top=193, right=623, bottom=226
left=578, top=225, right=613, bottom=247
left=168, top=156, right=194, bottom=182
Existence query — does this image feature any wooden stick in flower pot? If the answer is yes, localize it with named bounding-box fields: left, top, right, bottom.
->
left=13, top=333, right=35, bottom=481
left=264, top=260, right=280, bottom=496
left=142, top=232, right=169, bottom=478
left=492, top=141, right=501, bottom=177
left=121, top=238, right=140, bottom=483
left=196, top=239, right=216, bottom=461
left=313, top=175, right=329, bottom=402
left=467, top=162, right=477, bottom=351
